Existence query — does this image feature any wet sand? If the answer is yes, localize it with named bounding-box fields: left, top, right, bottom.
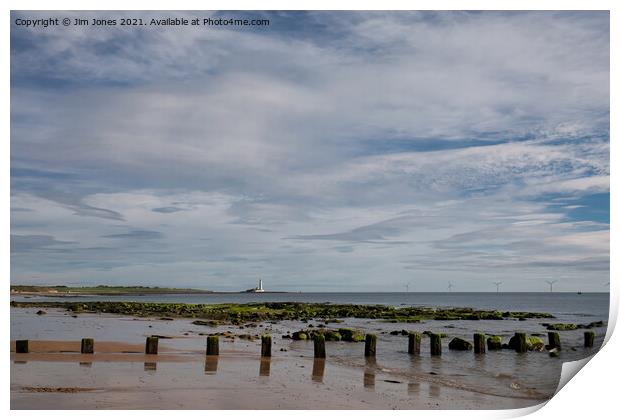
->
left=11, top=343, right=546, bottom=409
left=10, top=306, right=588, bottom=409
left=11, top=337, right=550, bottom=409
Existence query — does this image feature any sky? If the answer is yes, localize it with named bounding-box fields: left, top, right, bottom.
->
left=10, top=11, right=609, bottom=292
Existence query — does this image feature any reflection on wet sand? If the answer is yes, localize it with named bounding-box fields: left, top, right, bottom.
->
left=364, top=358, right=376, bottom=389
left=204, top=356, right=218, bottom=374
left=430, top=355, right=442, bottom=375
left=79, top=362, right=93, bottom=368
left=408, top=382, right=420, bottom=395
left=13, top=360, right=27, bottom=365
left=259, top=357, right=271, bottom=377
left=363, top=370, right=375, bottom=389
left=312, top=358, right=325, bottom=383
left=144, top=362, right=157, bottom=371
left=429, top=383, right=441, bottom=398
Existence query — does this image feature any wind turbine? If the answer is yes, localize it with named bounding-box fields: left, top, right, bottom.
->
left=493, top=281, right=502, bottom=293
left=406, top=282, right=411, bottom=293
left=447, top=282, right=454, bottom=292
left=545, top=280, right=558, bottom=292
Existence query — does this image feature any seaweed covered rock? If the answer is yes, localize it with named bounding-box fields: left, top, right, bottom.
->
left=324, top=330, right=342, bottom=341
left=486, top=335, right=502, bottom=350
left=448, top=337, right=473, bottom=351
left=546, top=323, right=577, bottom=331
left=508, top=333, right=528, bottom=352
left=526, top=336, right=545, bottom=351
left=292, top=331, right=309, bottom=340
left=508, top=334, right=544, bottom=351
left=10, top=300, right=555, bottom=323
left=338, top=328, right=365, bottom=342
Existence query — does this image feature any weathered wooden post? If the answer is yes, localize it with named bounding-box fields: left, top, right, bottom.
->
left=584, top=331, right=595, bottom=348
left=16, top=340, right=29, bottom=354
left=430, top=333, right=442, bottom=356
left=547, top=332, right=561, bottom=350
left=261, top=335, right=272, bottom=358
left=314, top=334, right=326, bottom=358
left=81, top=338, right=94, bottom=354
left=206, top=335, right=219, bottom=356
left=145, top=336, right=158, bottom=354
left=474, top=333, right=486, bottom=354
left=365, top=333, right=377, bottom=358
left=408, top=332, right=421, bottom=355
left=514, top=332, right=528, bottom=353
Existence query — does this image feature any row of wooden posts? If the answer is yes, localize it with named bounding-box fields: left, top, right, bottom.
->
left=14, top=330, right=595, bottom=357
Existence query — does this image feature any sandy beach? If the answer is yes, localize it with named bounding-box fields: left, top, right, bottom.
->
left=11, top=303, right=603, bottom=410
left=11, top=339, right=549, bottom=409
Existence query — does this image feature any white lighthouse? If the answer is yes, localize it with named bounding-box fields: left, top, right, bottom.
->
left=255, top=278, right=265, bottom=293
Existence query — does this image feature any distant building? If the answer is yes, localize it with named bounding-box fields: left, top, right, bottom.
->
left=243, top=278, right=265, bottom=293
left=257, top=278, right=264, bottom=292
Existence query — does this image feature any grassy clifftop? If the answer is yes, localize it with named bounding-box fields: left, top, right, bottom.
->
left=10, top=285, right=212, bottom=295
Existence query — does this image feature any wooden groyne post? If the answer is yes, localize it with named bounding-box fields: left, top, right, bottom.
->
left=584, top=331, right=595, bottom=348
left=474, top=333, right=486, bottom=354
left=81, top=338, right=94, bottom=354
left=206, top=335, right=219, bottom=356
left=430, top=333, right=442, bottom=356
left=365, top=333, right=377, bottom=358
left=145, top=336, right=159, bottom=354
left=408, top=332, right=421, bottom=355
left=313, top=334, right=326, bottom=358
left=261, top=335, right=272, bottom=358
left=514, top=332, right=527, bottom=353
left=16, top=340, right=29, bottom=354
left=547, top=332, right=561, bottom=350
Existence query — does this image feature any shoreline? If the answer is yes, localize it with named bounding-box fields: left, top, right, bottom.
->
left=11, top=291, right=291, bottom=298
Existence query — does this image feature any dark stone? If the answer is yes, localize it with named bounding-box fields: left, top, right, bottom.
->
left=448, top=337, right=473, bottom=351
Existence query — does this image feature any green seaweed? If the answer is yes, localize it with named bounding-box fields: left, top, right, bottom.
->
left=10, top=300, right=555, bottom=324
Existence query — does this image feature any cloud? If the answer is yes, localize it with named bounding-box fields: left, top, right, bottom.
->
left=11, top=234, right=75, bottom=253
left=289, top=216, right=416, bottom=242
left=10, top=11, right=609, bottom=291
left=102, top=230, right=164, bottom=240
left=152, top=206, right=185, bottom=213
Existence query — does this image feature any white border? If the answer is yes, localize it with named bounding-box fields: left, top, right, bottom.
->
left=3, top=1, right=616, bottom=419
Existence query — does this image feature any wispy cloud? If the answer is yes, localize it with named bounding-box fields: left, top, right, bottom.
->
left=10, top=11, right=609, bottom=291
